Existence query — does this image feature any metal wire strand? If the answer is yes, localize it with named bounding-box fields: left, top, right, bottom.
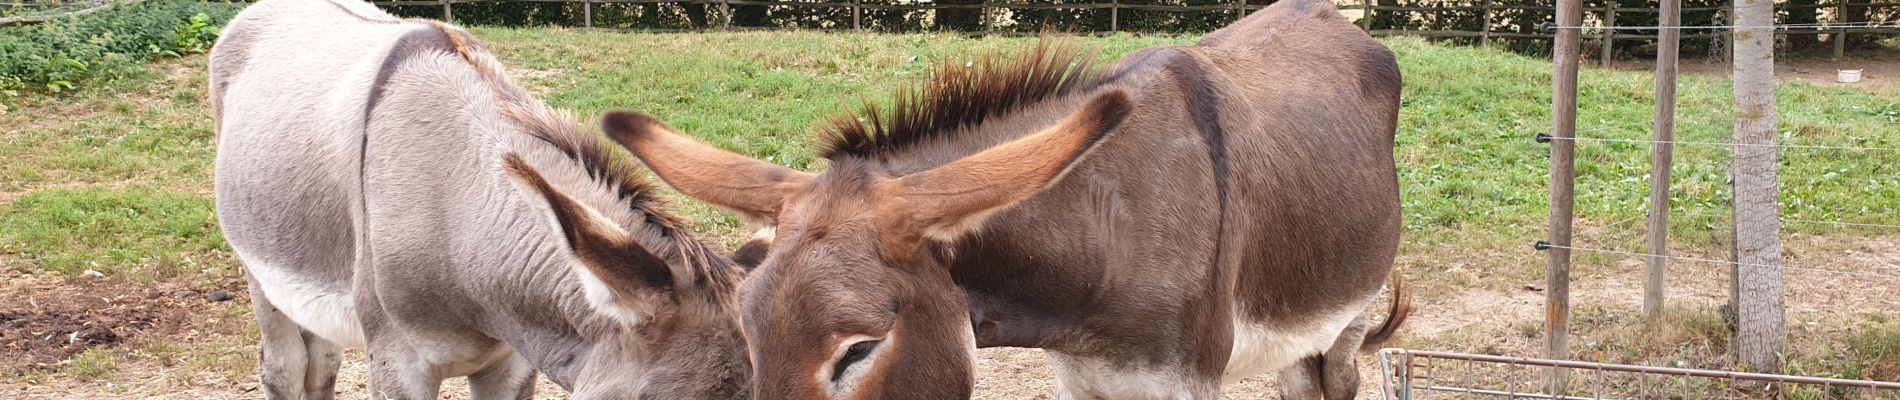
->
left=1544, top=135, right=1900, bottom=152
left=1540, top=243, right=1900, bottom=280
left=1548, top=21, right=1900, bottom=31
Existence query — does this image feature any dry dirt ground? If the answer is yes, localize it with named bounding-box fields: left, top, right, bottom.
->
left=5, top=51, right=1899, bottom=399
left=3, top=232, right=1895, bottom=399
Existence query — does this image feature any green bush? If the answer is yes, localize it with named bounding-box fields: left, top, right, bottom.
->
left=0, top=0, right=241, bottom=104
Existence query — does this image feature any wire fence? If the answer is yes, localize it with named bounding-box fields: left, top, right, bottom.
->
left=1379, top=349, right=1900, bottom=400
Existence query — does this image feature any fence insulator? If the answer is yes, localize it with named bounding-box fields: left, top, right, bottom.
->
left=1534, top=240, right=1552, bottom=250
left=1535, top=132, right=1552, bottom=143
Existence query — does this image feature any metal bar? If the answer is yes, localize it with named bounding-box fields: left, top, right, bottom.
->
left=1548, top=0, right=1584, bottom=394
left=1410, top=385, right=1607, bottom=400
left=1394, top=350, right=1900, bottom=390
left=1645, top=0, right=1680, bottom=320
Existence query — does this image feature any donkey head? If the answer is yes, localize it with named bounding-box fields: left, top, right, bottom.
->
left=502, top=153, right=754, bottom=399
left=599, top=91, right=1133, bottom=399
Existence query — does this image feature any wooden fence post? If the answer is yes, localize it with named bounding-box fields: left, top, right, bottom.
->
left=583, top=0, right=592, bottom=28
left=1234, top=0, right=1244, bottom=21
left=1834, top=0, right=1848, bottom=59
left=1645, top=0, right=1681, bottom=320
left=1601, top=1, right=1617, bottom=66
left=721, top=0, right=731, bottom=29
left=853, top=0, right=861, bottom=30
left=1110, top=0, right=1119, bottom=32
left=982, top=0, right=993, bottom=36
left=1360, top=0, right=1373, bottom=30
left=1548, top=0, right=1584, bottom=395
left=1730, top=0, right=1785, bottom=374
left=1480, top=0, right=1493, bottom=46
left=441, top=0, right=452, bottom=22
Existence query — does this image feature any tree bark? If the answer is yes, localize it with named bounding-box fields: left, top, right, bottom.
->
left=1729, top=0, right=1784, bottom=374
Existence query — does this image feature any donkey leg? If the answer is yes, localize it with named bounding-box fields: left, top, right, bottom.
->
left=1317, top=316, right=1371, bottom=400
left=468, top=352, right=536, bottom=400
left=365, top=344, right=442, bottom=400
left=250, top=279, right=311, bottom=399
left=1277, top=316, right=1369, bottom=400
left=300, top=330, right=343, bottom=400
left=1276, top=356, right=1324, bottom=400
left=1047, top=350, right=1215, bottom=400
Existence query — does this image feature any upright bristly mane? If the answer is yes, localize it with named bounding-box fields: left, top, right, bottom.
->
left=423, top=22, right=728, bottom=281
left=821, top=40, right=1106, bottom=160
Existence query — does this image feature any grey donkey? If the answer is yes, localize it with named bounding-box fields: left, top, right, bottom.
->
left=210, top=0, right=764, bottom=398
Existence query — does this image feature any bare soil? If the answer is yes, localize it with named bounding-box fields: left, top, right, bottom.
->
left=0, top=270, right=245, bottom=375
left=2, top=233, right=1894, bottom=398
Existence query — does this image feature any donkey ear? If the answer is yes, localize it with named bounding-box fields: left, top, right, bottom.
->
left=502, top=153, right=674, bottom=326
left=880, top=90, right=1133, bottom=243
left=729, top=227, right=774, bottom=272
left=600, top=111, right=814, bottom=226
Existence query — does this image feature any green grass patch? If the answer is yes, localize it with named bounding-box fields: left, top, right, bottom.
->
left=0, top=185, right=225, bottom=278
left=63, top=347, right=118, bottom=381
left=0, top=0, right=238, bottom=104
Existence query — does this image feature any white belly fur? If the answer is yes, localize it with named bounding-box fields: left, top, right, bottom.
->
left=239, top=249, right=368, bottom=348
left=1221, top=305, right=1361, bottom=385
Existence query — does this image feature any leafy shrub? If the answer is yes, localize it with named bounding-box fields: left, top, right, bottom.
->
left=0, top=0, right=240, bottom=104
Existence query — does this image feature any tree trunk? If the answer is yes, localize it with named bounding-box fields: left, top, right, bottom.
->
left=1729, top=0, right=1784, bottom=374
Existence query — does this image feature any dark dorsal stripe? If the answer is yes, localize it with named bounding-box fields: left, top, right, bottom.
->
left=821, top=40, right=1106, bottom=160
left=364, top=20, right=736, bottom=289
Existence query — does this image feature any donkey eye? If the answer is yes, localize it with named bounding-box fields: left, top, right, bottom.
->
left=831, top=340, right=881, bottom=382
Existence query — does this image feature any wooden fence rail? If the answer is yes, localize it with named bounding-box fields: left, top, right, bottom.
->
left=7, top=0, right=1896, bottom=59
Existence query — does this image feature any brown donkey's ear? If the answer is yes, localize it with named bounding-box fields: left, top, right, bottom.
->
left=503, top=153, right=675, bottom=326
left=879, top=90, right=1134, bottom=246
left=600, top=111, right=815, bottom=226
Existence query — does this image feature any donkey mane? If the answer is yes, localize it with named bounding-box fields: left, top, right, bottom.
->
left=422, top=22, right=697, bottom=245
left=821, top=39, right=1106, bottom=160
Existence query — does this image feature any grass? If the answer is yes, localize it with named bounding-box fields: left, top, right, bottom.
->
left=2, top=27, right=1898, bottom=389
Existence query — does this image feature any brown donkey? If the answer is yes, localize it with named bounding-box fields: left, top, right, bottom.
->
left=212, top=0, right=758, bottom=398
left=600, top=0, right=1406, bottom=398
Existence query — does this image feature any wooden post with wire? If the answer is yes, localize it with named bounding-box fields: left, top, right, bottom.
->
left=1834, top=0, right=1848, bottom=59
left=1730, top=0, right=1785, bottom=374
left=982, top=0, right=993, bottom=36
left=1360, top=0, right=1373, bottom=30
left=1547, top=0, right=1584, bottom=394
left=1480, top=0, right=1493, bottom=46
left=1601, top=1, right=1617, bottom=66
left=1645, top=0, right=1681, bottom=320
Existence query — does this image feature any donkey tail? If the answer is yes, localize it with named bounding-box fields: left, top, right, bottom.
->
left=1360, top=268, right=1411, bottom=350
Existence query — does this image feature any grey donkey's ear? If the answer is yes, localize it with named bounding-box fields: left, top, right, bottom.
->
left=502, top=153, right=673, bottom=326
